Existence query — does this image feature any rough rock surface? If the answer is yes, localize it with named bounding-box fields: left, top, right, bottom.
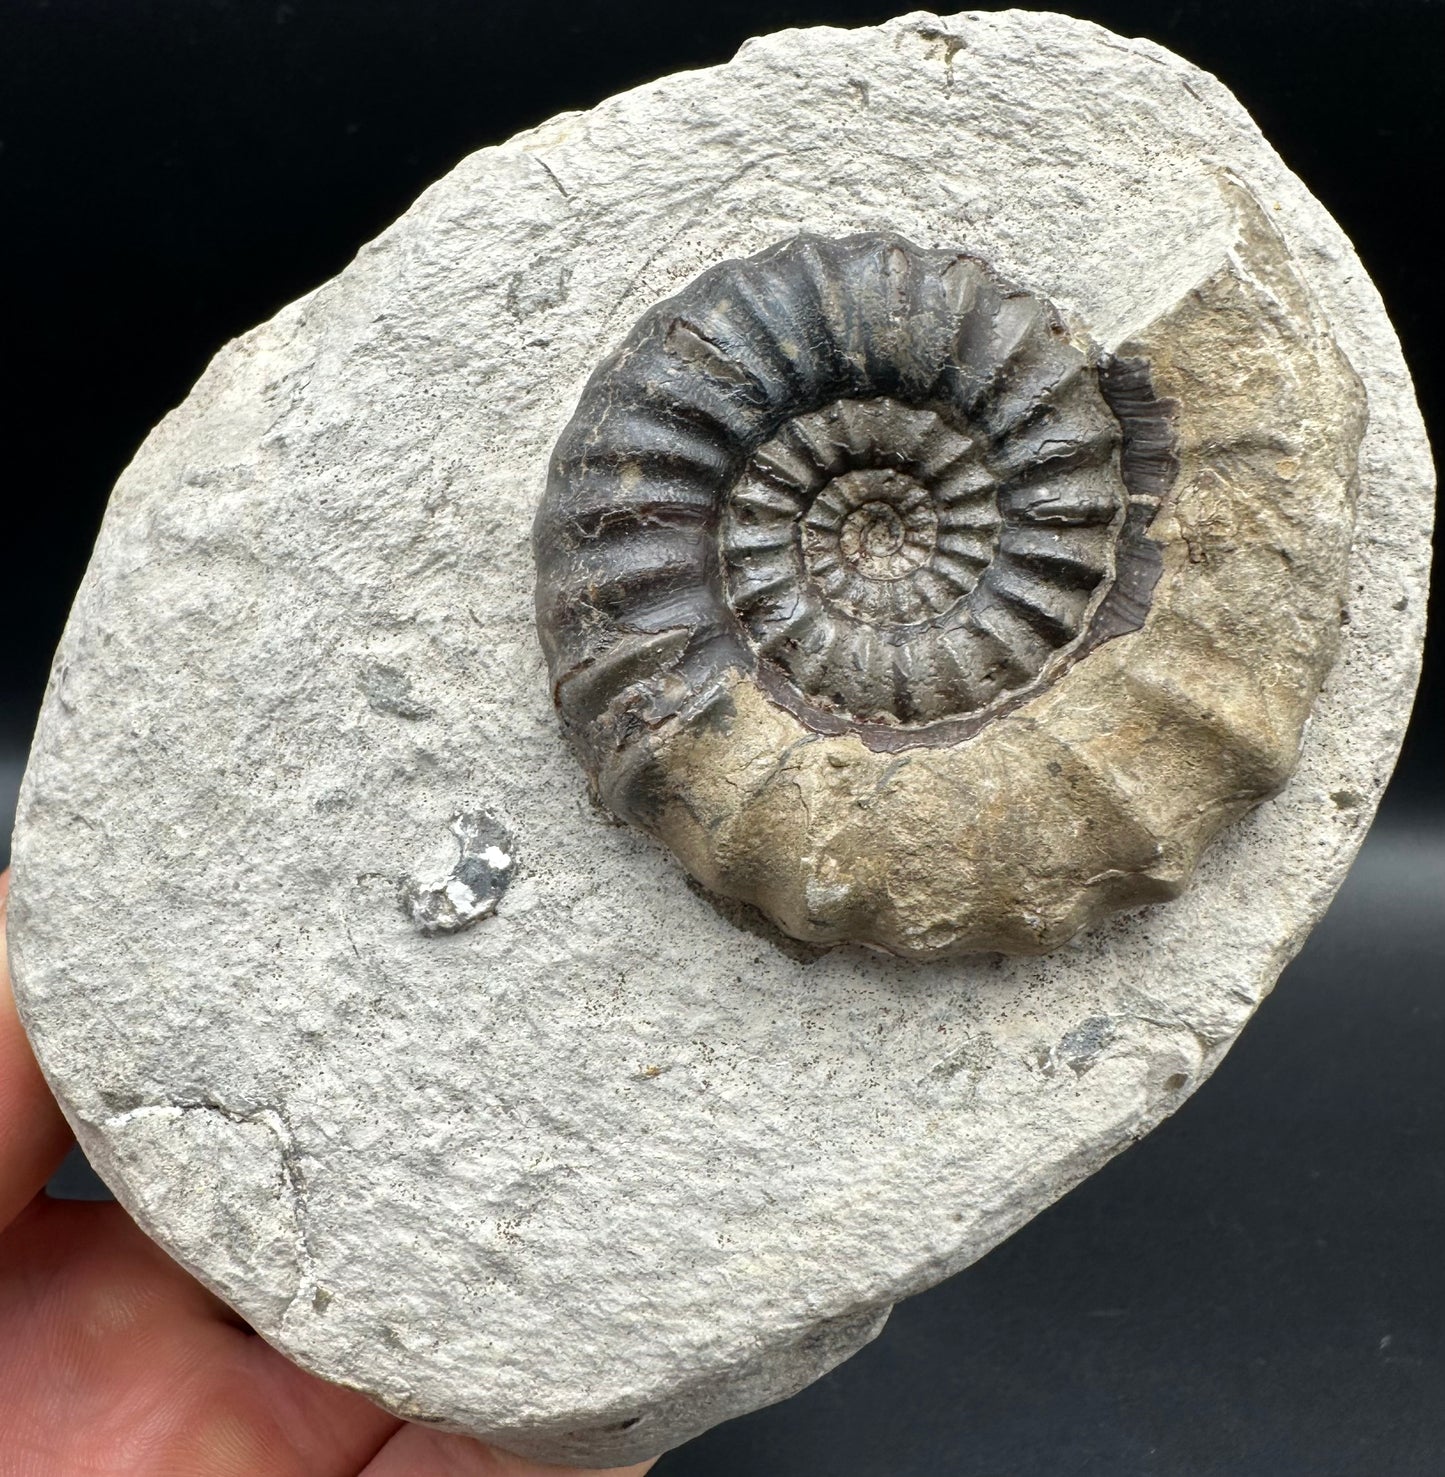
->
left=7, top=10, right=1432, bottom=1467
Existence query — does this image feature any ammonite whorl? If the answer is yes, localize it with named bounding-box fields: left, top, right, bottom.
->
left=535, top=215, right=1365, bottom=957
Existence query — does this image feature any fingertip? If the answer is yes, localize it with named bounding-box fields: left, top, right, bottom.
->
left=359, top=1421, right=661, bottom=1477
left=0, top=868, right=75, bottom=1230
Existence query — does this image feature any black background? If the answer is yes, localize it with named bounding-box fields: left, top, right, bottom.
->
left=2, top=3, right=1441, bottom=1474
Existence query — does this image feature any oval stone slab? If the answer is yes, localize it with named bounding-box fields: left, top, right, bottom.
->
left=7, top=9, right=1432, bottom=1467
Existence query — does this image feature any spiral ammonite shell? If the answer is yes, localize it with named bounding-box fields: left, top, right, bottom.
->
left=535, top=212, right=1364, bottom=957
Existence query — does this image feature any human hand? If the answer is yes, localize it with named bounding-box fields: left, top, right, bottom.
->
left=0, top=869, right=658, bottom=1476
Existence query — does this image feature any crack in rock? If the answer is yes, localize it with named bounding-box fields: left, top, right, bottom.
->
left=101, top=1099, right=318, bottom=1328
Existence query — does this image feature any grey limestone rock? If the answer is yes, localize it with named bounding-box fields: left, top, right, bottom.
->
left=6, top=9, right=1433, bottom=1467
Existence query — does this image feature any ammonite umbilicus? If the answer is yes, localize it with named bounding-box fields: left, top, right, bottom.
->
left=534, top=215, right=1364, bottom=957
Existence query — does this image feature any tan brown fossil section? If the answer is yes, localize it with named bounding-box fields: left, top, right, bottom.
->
left=571, top=194, right=1365, bottom=957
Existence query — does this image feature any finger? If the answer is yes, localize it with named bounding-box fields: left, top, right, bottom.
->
left=0, top=869, right=75, bottom=1230
left=0, top=1196, right=402, bottom=1475
left=360, top=1422, right=658, bottom=1477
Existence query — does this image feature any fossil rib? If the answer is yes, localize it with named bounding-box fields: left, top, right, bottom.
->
left=534, top=211, right=1365, bottom=958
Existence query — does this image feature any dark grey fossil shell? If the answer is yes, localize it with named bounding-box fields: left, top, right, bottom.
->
left=532, top=223, right=1361, bottom=958
left=535, top=233, right=1172, bottom=758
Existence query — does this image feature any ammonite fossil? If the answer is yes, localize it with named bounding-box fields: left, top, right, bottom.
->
left=534, top=213, right=1364, bottom=957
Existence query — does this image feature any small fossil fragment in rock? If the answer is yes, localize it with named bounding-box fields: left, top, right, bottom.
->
left=401, top=811, right=517, bottom=934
